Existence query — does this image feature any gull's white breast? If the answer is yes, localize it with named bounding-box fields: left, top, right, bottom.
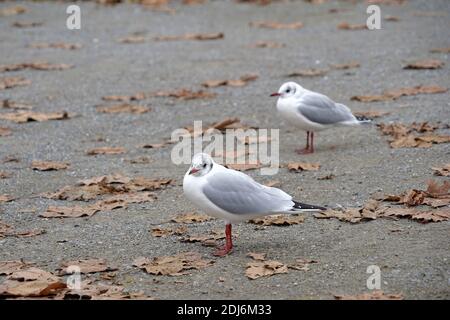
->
left=276, top=97, right=327, bottom=132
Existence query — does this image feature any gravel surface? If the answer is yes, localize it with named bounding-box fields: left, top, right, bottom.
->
left=0, top=0, right=449, bottom=299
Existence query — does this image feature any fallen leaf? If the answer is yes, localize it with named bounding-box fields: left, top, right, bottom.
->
left=337, top=22, right=367, bottom=30
left=40, top=205, right=100, bottom=218
left=288, top=258, right=318, bottom=271
left=249, top=214, right=305, bottom=226
left=29, top=42, right=82, bottom=50
left=264, top=180, right=281, bottom=187
left=151, top=226, right=187, bottom=237
left=180, top=230, right=224, bottom=247
left=432, top=164, right=450, bottom=177
left=0, top=127, right=12, bottom=136
left=353, top=110, right=390, bottom=118
left=0, top=5, right=27, bottom=17
left=0, top=195, right=14, bottom=203
left=250, top=41, right=285, bottom=48
left=0, top=260, right=32, bottom=275
left=202, top=74, right=258, bottom=88
left=102, top=92, right=146, bottom=102
left=59, top=259, right=118, bottom=275
left=118, top=35, right=147, bottom=43
left=366, top=0, right=406, bottom=4
left=227, top=162, right=262, bottom=171
left=317, top=174, right=335, bottom=180
left=0, top=111, right=70, bottom=123
left=334, top=290, right=403, bottom=300
left=0, top=171, right=11, bottom=179
left=329, top=62, right=360, bottom=70
left=384, top=15, right=400, bottom=21
left=150, top=89, right=216, bottom=100
left=95, top=103, right=150, bottom=114
left=170, top=212, right=213, bottom=224
left=245, top=260, right=288, bottom=280
left=142, top=143, right=167, bottom=149
left=86, top=147, right=126, bottom=155
left=12, top=21, right=43, bottom=28
left=125, top=156, right=152, bottom=164
left=154, top=32, right=224, bottom=41
left=430, top=47, right=450, bottom=53
left=250, top=21, right=303, bottom=29
left=31, top=160, right=69, bottom=171
left=1, top=99, right=32, bottom=110
left=0, top=62, right=73, bottom=72
left=287, top=162, right=320, bottom=171
left=314, top=199, right=380, bottom=223
left=0, top=76, right=31, bottom=90
left=354, top=85, right=448, bottom=102
left=287, top=68, right=328, bottom=77
left=133, top=252, right=214, bottom=276
left=404, top=59, right=444, bottom=70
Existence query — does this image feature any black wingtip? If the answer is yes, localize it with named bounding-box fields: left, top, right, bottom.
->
left=293, top=201, right=326, bottom=211
left=355, top=115, right=373, bottom=123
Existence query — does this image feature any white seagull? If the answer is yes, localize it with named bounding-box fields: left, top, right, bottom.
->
left=183, top=153, right=326, bottom=256
left=271, top=81, right=370, bottom=154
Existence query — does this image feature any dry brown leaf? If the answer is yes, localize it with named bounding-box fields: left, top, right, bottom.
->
left=150, top=88, right=216, bottom=100
left=0, top=5, right=27, bottom=17
left=180, top=230, right=224, bottom=247
left=0, top=76, right=31, bottom=90
left=330, top=62, right=360, bottom=70
left=227, top=162, right=262, bottom=171
left=430, top=47, right=450, bottom=53
left=317, top=174, right=335, bottom=180
left=287, top=162, right=320, bottom=172
left=0, top=62, right=73, bottom=72
left=288, top=258, right=318, bottom=271
left=0, top=260, right=31, bottom=276
left=235, top=0, right=276, bottom=4
left=0, top=111, right=70, bottom=123
left=125, top=156, right=152, bottom=164
left=31, top=160, right=69, bottom=171
left=171, top=212, right=212, bottom=224
left=264, top=180, right=281, bottom=188
left=59, top=259, right=118, bottom=275
left=287, top=68, right=328, bottom=77
left=250, top=21, right=303, bottom=29
left=202, top=74, right=258, bottom=88
left=118, top=35, right=148, bottom=43
left=404, top=59, right=444, bottom=70
left=337, top=22, right=367, bottom=30
left=377, top=122, right=448, bottom=148
left=0, top=127, right=12, bottom=136
left=353, top=110, right=390, bottom=118
left=249, top=214, right=305, bottom=226
left=314, top=200, right=380, bottom=223
left=40, top=205, right=100, bottom=218
left=95, top=103, right=150, bottom=114
left=246, top=260, right=288, bottom=280
left=0, top=194, right=14, bottom=203
left=432, top=164, right=450, bottom=177
left=142, top=143, right=167, bottom=149
left=86, top=147, right=126, bottom=155
left=247, top=252, right=267, bottom=261
left=0, top=171, right=11, bottom=179
left=384, top=15, right=400, bottom=21
left=151, top=226, right=188, bottom=238
left=366, top=0, right=406, bottom=4
left=102, top=92, right=146, bottom=102
left=29, top=42, right=82, bottom=50
left=382, top=207, right=450, bottom=223
left=250, top=41, right=285, bottom=48
left=133, top=252, right=214, bottom=276
left=335, top=290, right=403, bottom=300
left=154, top=32, right=224, bottom=41
left=12, top=21, right=43, bottom=28
left=1, top=99, right=32, bottom=110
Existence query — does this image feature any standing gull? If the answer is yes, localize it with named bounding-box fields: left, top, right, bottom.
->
left=271, top=81, right=370, bottom=154
left=183, top=153, right=326, bottom=256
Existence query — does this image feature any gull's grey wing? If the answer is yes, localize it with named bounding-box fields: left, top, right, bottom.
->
left=203, top=170, right=294, bottom=215
left=297, top=92, right=355, bottom=125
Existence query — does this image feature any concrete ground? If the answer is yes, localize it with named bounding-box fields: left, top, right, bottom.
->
left=0, top=0, right=449, bottom=299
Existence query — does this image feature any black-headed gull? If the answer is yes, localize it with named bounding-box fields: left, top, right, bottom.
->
left=271, top=82, right=370, bottom=154
left=183, top=153, right=326, bottom=256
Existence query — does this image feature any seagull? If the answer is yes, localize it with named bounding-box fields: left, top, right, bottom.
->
left=183, top=153, right=326, bottom=256
left=271, top=81, right=370, bottom=154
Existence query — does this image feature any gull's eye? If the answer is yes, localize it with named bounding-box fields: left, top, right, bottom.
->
left=203, top=163, right=207, bottom=168
left=286, top=88, right=290, bottom=93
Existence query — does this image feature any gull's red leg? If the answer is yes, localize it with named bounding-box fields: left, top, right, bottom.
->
left=213, top=223, right=233, bottom=257
left=296, top=131, right=313, bottom=155
left=310, top=132, right=314, bottom=153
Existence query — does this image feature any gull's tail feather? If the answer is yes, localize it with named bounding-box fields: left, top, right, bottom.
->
left=291, top=201, right=326, bottom=212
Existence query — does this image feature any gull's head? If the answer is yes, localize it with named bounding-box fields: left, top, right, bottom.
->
left=188, top=153, right=214, bottom=177
left=270, top=82, right=302, bottom=98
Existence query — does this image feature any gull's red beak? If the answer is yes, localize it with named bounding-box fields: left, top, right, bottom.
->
left=189, top=168, right=199, bottom=175
left=270, top=92, right=281, bottom=97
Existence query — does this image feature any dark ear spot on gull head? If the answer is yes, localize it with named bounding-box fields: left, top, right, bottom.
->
left=189, top=153, right=214, bottom=176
